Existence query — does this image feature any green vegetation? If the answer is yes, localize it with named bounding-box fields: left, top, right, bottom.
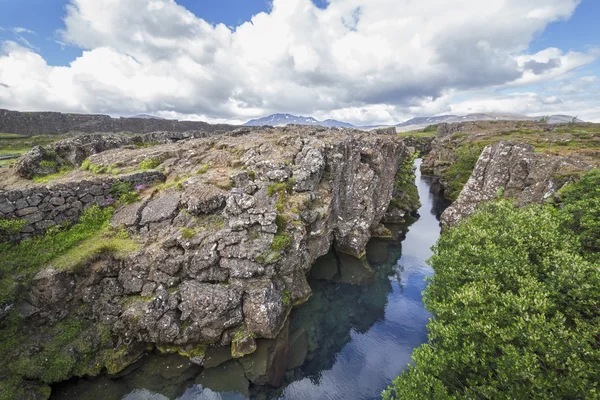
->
left=389, top=152, right=420, bottom=213
left=32, top=165, right=74, bottom=183
left=267, top=179, right=296, bottom=212
left=282, top=287, right=291, bottom=307
left=271, top=233, right=291, bottom=252
left=384, top=170, right=600, bottom=399
left=110, top=181, right=139, bottom=204
left=555, top=169, right=600, bottom=255
left=81, top=159, right=121, bottom=175
left=0, top=133, right=70, bottom=167
left=0, top=218, right=26, bottom=234
left=138, top=157, right=161, bottom=170
left=180, top=227, right=196, bottom=239
left=423, top=124, right=439, bottom=132
left=441, top=142, right=485, bottom=200
left=197, top=163, right=210, bottom=174
left=0, top=205, right=117, bottom=305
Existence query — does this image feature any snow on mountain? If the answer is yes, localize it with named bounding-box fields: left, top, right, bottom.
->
left=244, top=114, right=355, bottom=128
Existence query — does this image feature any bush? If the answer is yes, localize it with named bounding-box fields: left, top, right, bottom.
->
left=557, top=169, right=600, bottom=254
left=110, top=181, right=139, bottom=204
left=383, top=199, right=600, bottom=399
left=442, top=143, right=485, bottom=200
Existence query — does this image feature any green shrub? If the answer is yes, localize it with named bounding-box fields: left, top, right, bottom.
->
left=110, top=181, right=139, bottom=204
left=423, top=124, right=438, bottom=132
left=556, top=169, right=600, bottom=254
left=138, top=158, right=161, bottom=170
left=442, top=143, right=485, bottom=200
left=383, top=199, right=600, bottom=399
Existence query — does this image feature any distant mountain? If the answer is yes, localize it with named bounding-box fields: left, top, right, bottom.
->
left=131, top=114, right=164, bottom=120
left=396, top=115, right=457, bottom=127
left=394, top=113, right=584, bottom=132
left=244, top=112, right=584, bottom=132
left=244, top=113, right=355, bottom=128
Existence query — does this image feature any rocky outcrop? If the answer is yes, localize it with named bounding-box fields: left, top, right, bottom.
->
left=440, top=141, right=592, bottom=226
left=0, top=109, right=237, bottom=136
left=3, top=126, right=420, bottom=392
left=14, top=130, right=248, bottom=179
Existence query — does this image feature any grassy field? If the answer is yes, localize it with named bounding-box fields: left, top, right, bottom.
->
left=0, top=133, right=70, bottom=167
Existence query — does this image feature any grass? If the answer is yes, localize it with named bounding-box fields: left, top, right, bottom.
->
left=51, top=235, right=139, bottom=272
left=0, top=205, right=116, bottom=305
left=0, top=218, right=26, bottom=234
left=81, top=159, right=122, bottom=175
left=197, top=163, right=210, bottom=175
left=138, top=157, right=161, bottom=170
left=32, top=166, right=74, bottom=183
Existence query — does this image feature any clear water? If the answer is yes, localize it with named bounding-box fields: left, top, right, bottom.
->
left=51, top=160, right=447, bottom=400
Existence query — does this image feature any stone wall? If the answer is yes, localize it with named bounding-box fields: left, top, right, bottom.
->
left=0, top=171, right=165, bottom=241
left=0, top=109, right=237, bottom=136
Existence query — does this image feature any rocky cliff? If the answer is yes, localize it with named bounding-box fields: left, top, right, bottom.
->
left=422, top=120, right=599, bottom=207
left=440, top=141, right=592, bottom=226
left=0, top=109, right=237, bottom=136
left=0, top=125, right=420, bottom=397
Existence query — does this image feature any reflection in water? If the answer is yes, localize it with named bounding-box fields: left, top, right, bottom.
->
left=51, top=160, right=446, bottom=400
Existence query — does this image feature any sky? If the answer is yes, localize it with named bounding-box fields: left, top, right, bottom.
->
left=0, top=0, right=598, bottom=125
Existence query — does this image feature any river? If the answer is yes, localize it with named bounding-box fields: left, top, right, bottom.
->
left=52, top=159, right=448, bottom=400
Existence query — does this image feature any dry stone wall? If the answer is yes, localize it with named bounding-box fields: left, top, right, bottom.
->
left=0, top=171, right=165, bottom=241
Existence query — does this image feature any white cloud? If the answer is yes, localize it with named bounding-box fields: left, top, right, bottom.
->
left=11, top=27, right=35, bottom=35
left=0, top=0, right=597, bottom=124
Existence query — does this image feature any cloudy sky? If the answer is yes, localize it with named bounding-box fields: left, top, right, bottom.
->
left=0, top=0, right=599, bottom=125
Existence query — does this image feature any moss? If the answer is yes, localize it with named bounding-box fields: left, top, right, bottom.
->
left=157, top=343, right=206, bottom=359
left=248, top=169, right=257, bottom=180
left=282, top=287, right=291, bottom=307
left=193, top=214, right=225, bottom=231
left=231, top=328, right=257, bottom=358
left=197, top=163, right=210, bottom=175
left=180, top=228, right=196, bottom=239
left=271, top=233, right=291, bottom=252
left=138, top=157, right=161, bottom=170
left=0, top=205, right=115, bottom=305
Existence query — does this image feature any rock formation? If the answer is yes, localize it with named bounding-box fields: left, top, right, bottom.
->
left=0, top=109, right=237, bottom=136
left=0, top=125, right=420, bottom=394
left=440, top=141, right=592, bottom=226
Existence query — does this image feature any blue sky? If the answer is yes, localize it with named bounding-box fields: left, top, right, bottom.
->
left=0, top=0, right=598, bottom=123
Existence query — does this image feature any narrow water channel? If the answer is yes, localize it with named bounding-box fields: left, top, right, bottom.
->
left=52, top=160, right=448, bottom=400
